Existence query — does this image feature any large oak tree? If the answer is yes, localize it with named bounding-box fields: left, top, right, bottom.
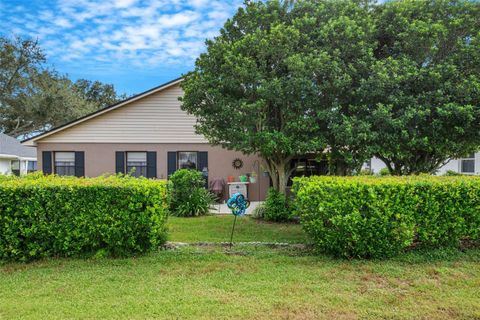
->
left=0, top=36, right=125, bottom=138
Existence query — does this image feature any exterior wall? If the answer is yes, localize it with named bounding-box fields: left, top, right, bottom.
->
left=39, top=84, right=207, bottom=144
left=37, top=142, right=270, bottom=201
left=0, top=158, right=31, bottom=175
left=0, top=158, right=11, bottom=175
left=20, top=160, right=30, bottom=175
left=369, top=153, right=480, bottom=175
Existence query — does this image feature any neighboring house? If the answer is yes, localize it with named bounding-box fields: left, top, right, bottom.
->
left=365, top=155, right=480, bottom=175
left=0, top=133, right=37, bottom=175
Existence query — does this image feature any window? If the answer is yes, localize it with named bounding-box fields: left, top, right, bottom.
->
left=461, top=153, right=475, bottom=174
left=11, top=160, right=20, bottom=176
left=55, top=152, right=75, bottom=176
left=127, top=152, right=147, bottom=177
left=27, top=161, right=37, bottom=173
left=178, top=152, right=197, bottom=169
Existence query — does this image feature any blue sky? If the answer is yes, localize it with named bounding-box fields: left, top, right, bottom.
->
left=0, top=0, right=244, bottom=95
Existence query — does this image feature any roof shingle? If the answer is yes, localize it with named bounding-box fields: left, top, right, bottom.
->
left=0, top=133, right=36, bottom=158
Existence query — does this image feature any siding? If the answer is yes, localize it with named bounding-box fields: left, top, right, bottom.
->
left=40, top=84, right=207, bottom=144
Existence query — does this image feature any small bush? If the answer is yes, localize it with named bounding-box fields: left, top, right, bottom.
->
left=378, top=168, right=390, bottom=176
left=0, top=175, right=168, bottom=262
left=169, top=169, right=214, bottom=217
left=444, top=170, right=463, bottom=176
left=251, top=203, right=266, bottom=219
left=292, top=176, right=480, bottom=258
left=358, top=169, right=373, bottom=176
left=263, top=188, right=293, bottom=222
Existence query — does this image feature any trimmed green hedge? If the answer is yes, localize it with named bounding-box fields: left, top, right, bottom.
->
left=293, top=176, right=480, bottom=258
left=0, top=174, right=168, bottom=262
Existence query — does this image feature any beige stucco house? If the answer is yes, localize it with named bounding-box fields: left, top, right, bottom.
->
left=22, top=78, right=276, bottom=201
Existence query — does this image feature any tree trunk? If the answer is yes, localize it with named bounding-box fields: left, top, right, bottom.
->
left=276, top=161, right=287, bottom=195
left=264, top=158, right=291, bottom=196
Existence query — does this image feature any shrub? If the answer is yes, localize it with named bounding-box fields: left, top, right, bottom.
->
left=358, top=168, right=373, bottom=176
left=444, top=170, right=463, bottom=176
left=168, top=169, right=214, bottom=217
left=292, top=176, right=480, bottom=258
left=378, top=168, right=390, bottom=176
left=263, top=188, right=293, bottom=222
left=0, top=175, right=168, bottom=262
left=251, top=203, right=266, bottom=219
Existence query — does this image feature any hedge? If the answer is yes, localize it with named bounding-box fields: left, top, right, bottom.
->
left=292, top=176, right=480, bottom=258
left=0, top=174, right=168, bottom=262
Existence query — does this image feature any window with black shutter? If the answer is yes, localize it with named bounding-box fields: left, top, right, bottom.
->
left=126, top=152, right=147, bottom=177
left=54, top=152, right=76, bottom=176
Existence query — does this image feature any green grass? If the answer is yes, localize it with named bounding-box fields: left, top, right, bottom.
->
left=1, top=247, right=479, bottom=319
left=167, top=215, right=307, bottom=243
left=1, top=216, right=479, bottom=319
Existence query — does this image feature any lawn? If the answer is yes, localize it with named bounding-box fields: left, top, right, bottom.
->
left=1, top=217, right=479, bottom=319
left=168, top=215, right=307, bottom=243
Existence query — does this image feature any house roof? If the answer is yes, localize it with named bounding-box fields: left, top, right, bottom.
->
left=22, top=77, right=184, bottom=146
left=0, top=133, right=37, bottom=158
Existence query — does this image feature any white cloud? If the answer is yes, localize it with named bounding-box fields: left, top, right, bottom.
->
left=158, top=11, right=199, bottom=27
left=54, top=17, right=73, bottom=28
left=0, top=0, right=244, bottom=72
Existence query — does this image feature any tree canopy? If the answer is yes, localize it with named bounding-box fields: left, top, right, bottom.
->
left=181, top=0, right=376, bottom=193
left=363, top=0, right=480, bottom=174
left=0, top=36, right=125, bottom=138
left=182, top=0, right=480, bottom=191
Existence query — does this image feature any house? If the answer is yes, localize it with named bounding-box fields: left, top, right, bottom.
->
left=22, top=78, right=272, bottom=200
left=21, top=78, right=479, bottom=200
left=0, top=133, right=37, bottom=175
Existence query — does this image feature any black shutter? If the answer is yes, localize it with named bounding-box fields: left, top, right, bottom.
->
left=167, top=152, right=177, bottom=178
left=115, top=152, right=125, bottom=174
left=42, top=151, right=52, bottom=175
left=74, top=151, right=85, bottom=177
left=146, top=151, right=157, bottom=178
left=197, top=151, right=208, bottom=188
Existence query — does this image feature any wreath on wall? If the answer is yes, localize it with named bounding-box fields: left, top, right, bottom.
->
left=232, top=158, right=244, bottom=170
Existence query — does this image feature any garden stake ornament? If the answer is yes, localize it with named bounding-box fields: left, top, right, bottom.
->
left=227, top=192, right=250, bottom=247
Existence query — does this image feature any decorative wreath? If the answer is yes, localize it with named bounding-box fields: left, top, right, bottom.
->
left=232, top=158, right=243, bottom=170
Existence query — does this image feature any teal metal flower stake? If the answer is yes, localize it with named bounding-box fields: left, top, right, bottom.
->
left=227, top=193, right=250, bottom=247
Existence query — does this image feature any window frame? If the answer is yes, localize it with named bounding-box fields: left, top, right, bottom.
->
left=10, top=160, right=20, bottom=176
left=177, top=151, right=198, bottom=170
left=460, top=153, right=476, bottom=174
left=54, top=151, right=76, bottom=176
left=126, top=151, right=148, bottom=178
left=27, top=160, right=38, bottom=173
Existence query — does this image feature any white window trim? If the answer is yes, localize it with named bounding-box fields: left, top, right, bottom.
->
left=459, top=153, right=475, bottom=175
